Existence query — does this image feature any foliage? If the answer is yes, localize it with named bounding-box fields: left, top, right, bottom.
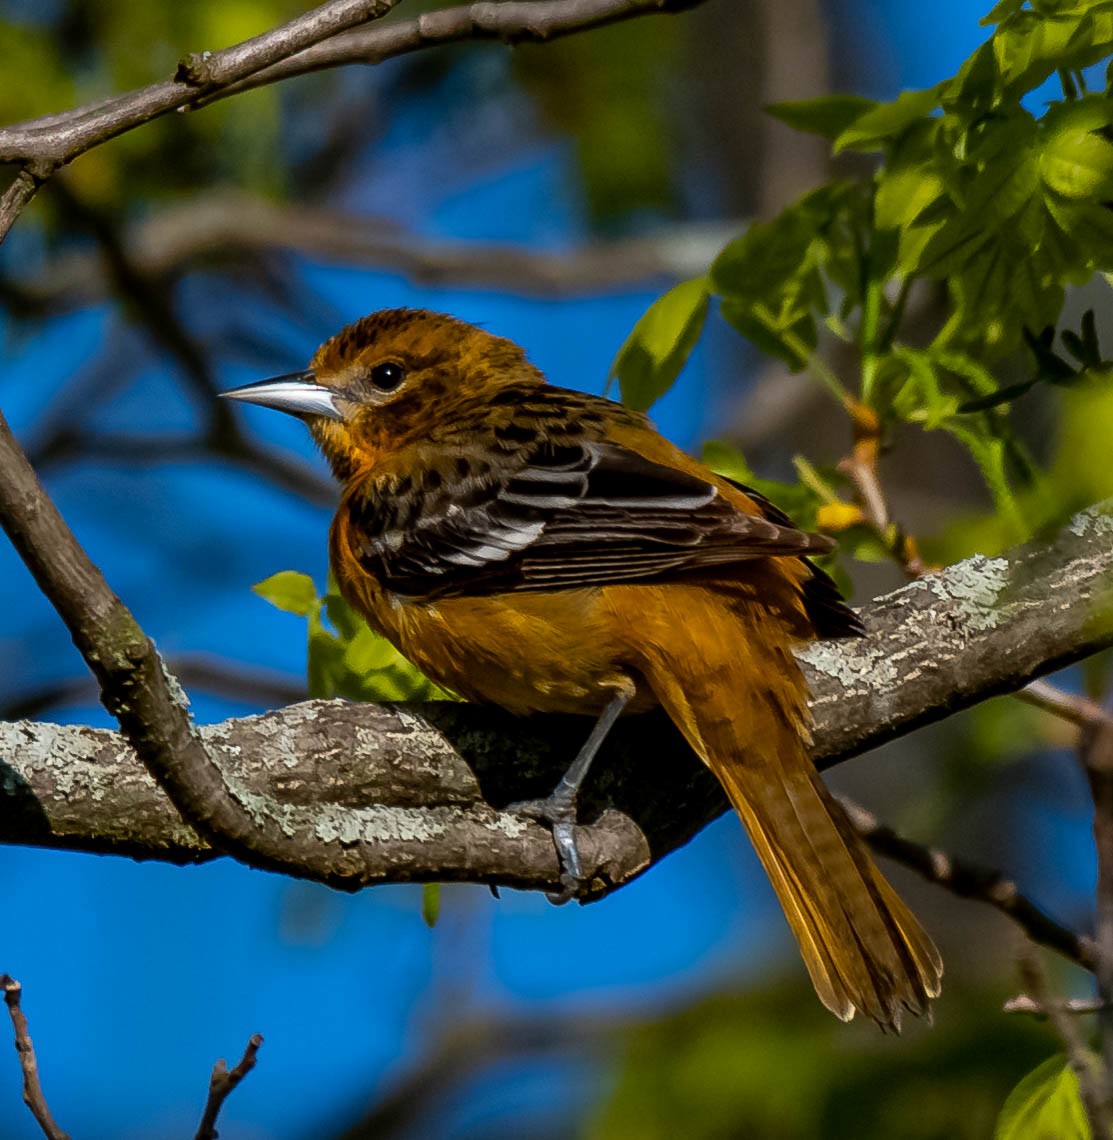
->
left=994, top=1054, right=1090, bottom=1140
left=611, top=0, right=1113, bottom=552
left=590, top=985, right=1056, bottom=1140
left=252, top=570, right=449, bottom=702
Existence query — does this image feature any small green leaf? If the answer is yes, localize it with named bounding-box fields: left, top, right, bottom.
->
left=717, top=302, right=814, bottom=371
left=766, top=95, right=875, bottom=140
left=324, top=585, right=363, bottom=641
left=253, top=571, right=320, bottom=617
left=612, top=278, right=710, bottom=411
left=834, top=86, right=943, bottom=153
left=982, top=0, right=1025, bottom=23
left=994, top=1055, right=1089, bottom=1140
left=711, top=206, right=820, bottom=303
left=343, top=626, right=403, bottom=677
left=422, top=883, right=441, bottom=927
left=307, top=625, right=347, bottom=699
left=1040, top=127, right=1113, bottom=199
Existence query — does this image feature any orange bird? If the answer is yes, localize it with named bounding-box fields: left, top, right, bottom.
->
left=224, top=308, right=941, bottom=1029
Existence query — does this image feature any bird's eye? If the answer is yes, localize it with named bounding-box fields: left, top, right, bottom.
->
left=369, top=361, right=406, bottom=392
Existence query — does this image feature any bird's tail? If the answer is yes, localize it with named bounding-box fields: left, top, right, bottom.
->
left=638, top=593, right=942, bottom=1029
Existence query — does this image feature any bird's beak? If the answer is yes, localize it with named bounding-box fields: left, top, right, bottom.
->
left=220, top=370, right=343, bottom=420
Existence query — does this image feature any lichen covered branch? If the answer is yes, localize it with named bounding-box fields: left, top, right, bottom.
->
left=3, top=503, right=1111, bottom=911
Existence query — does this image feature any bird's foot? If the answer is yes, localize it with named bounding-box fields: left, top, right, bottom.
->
left=508, top=790, right=585, bottom=904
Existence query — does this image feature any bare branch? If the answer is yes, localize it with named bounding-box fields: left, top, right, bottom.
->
left=194, top=1034, right=263, bottom=1140
left=841, top=800, right=1097, bottom=972
left=189, top=0, right=712, bottom=106
left=1005, top=994, right=1109, bottom=1017
left=1082, top=709, right=1113, bottom=1086
left=176, top=1, right=401, bottom=87
left=0, top=654, right=305, bottom=720
left=1, top=976, right=70, bottom=1140
left=4, top=193, right=734, bottom=315
left=0, top=0, right=711, bottom=171
left=1018, top=947, right=1112, bottom=1133
left=1021, top=678, right=1113, bottom=731
left=0, top=169, right=41, bottom=246
left=3, top=503, right=1112, bottom=915
left=0, top=403, right=407, bottom=887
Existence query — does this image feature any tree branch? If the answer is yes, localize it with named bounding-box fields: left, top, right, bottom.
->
left=194, top=1034, right=263, bottom=1140
left=840, top=799, right=1096, bottom=971
left=2, top=192, right=733, bottom=315
left=0, top=169, right=40, bottom=246
left=1, top=976, right=69, bottom=1140
left=0, top=0, right=711, bottom=171
left=3, top=504, right=1111, bottom=908
left=0, top=401, right=438, bottom=886
left=190, top=0, right=710, bottom=106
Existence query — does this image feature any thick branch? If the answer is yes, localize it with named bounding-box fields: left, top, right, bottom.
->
left=3, top=504, right=1111, bottom=904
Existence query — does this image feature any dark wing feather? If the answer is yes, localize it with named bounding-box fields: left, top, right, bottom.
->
left=719, top=475, right=865, bottom=639
left=350, top=439, right=834, bottom=600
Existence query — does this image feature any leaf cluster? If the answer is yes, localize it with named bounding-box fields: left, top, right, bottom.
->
left=611, top=0, right=1113, bottom=547
left=252, top=570, right=449, bottom=702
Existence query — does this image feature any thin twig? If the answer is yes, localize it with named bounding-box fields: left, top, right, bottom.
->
left=1021, top=678, right=1113, bottom=731
left=1004, top=994, right=1110, bottom=1017
left=841, top=799, right=1099, bottom=972
left=1082, top=713, right=1113, bottom=1097
left=0, top=169, right=41, bottom=247
left=0, top=654, right=306, bottom=720
left=1018, top=946, right=1112, bottom=1134
left=194, top=1033, right=263, bottom=1140
left=1, top=976, right=70, bottom=1140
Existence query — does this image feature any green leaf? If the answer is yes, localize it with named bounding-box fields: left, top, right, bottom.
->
left=1040, top=126, right=1113, bottom=199
left=766, top=95, right=876, bottom=140
left=252, top=570, right=320, bottom=617
left=307, top=623, right=347, bottom=699
left=834, top=86, right=944, bottom=153
left=994, top=1055, right=1089, bottom=1140
left=717, top=302, right=815, bottom=371
left=982, top=0, right=1025, bottom=23
left=992, top=3, right=1113, bottom=98
left=422, top=883, right=441, bottom=927
left=342, top=626, right=404, bottom=677
left=711, top=204, right=821, bottom=303
left=324, top=588, right=363, bottom=641
left=612, top=278, right=710, bottom=411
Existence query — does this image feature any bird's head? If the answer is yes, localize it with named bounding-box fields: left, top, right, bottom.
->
left=221, top=308, right=542, bottom=480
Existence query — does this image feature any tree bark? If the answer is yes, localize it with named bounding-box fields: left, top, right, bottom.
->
left=3, top=503, right=1111, bottom=898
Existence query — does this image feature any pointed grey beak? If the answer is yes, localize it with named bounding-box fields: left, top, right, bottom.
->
left=220, top=370, right=343, bottom=420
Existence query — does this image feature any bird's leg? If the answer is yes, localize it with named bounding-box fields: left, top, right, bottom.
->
left=510, top=685, right=633, bottom=904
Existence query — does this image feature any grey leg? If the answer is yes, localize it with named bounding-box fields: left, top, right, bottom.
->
left=511, top=686, right=633, bottom=903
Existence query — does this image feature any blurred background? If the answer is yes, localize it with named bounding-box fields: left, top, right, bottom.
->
left=0, top=1, right=1098, bottom=1136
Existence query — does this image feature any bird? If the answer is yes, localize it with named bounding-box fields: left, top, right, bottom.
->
left=223, top=307, right=942, bottom=1029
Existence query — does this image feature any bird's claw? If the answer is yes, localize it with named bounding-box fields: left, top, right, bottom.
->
left=507, top=795, right=587, bottom=903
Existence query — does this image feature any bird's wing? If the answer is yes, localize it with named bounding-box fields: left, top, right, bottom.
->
left=347, top=435, right=832, bottom=599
